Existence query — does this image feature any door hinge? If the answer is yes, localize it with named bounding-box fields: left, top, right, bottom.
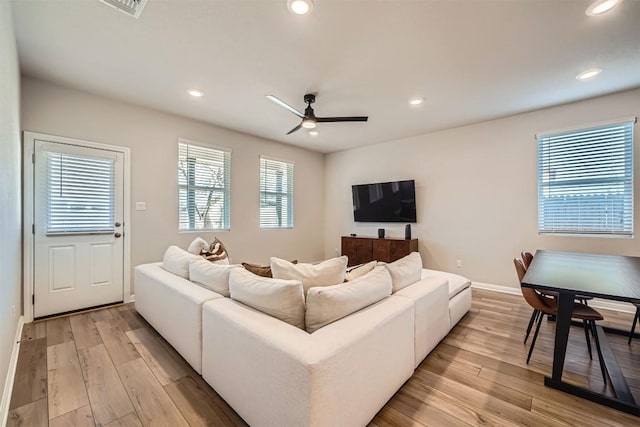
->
left=32, top=152, right=35, bottom=164
left=32, top=294, right=35, bottom=305
left=32, top=224, right=35, bottom=234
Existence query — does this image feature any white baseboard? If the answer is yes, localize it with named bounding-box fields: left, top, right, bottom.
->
left=471, top=282, right=635, bottom=314
left=1, top=316, right=24, bottom=426
left=127, top=294, right=135, bottom=303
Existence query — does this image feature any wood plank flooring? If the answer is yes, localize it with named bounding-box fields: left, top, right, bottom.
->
left=7, top=290, right=640, bottom=426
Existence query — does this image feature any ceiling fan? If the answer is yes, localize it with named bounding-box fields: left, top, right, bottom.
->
left=267, top=93, right=368, bottom=135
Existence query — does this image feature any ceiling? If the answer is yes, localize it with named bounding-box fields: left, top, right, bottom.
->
left=10, top=0, right=640, bottom=153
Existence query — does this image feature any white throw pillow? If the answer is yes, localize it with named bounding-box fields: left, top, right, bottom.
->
left=229, top=268, right=305, bottom=329
left=162, top=245, right=201, bottom=279
left=385, top=252, right=423, bottom=293
left=189, top=259, right=235, bottom=297
left=270, top=256, right=348, bottom=294
left=305, top=266, right=392, bottom=333
left=345, top=260, right=377, bottom=281
left=187, top=237, right=209, bottom=255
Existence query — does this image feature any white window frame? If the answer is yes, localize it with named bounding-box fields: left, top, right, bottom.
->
left=259, top=155, right=294, bottom=229
left=536, top=117, right=636, bottom=237
left=178, top=139, right=231, bottom=232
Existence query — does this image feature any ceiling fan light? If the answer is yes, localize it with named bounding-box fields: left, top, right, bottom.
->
left=288, top=0, right=313, bottom=15
left=576, top=68, right=602, bottom=80
left=302, top=118, right=317, bottom=129
left=586, top=0, right=622, bottom=16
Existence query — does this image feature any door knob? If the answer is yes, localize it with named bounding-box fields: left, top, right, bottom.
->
left=114, top=233, right=122, bottom=238
left=115, top=222, right=121, bottom=227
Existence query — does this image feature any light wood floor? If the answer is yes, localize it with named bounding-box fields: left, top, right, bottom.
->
left=7, top=289, right=640, bottom=426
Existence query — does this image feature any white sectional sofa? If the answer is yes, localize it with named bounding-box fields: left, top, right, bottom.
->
left=134, top=261, right=471, bottom=427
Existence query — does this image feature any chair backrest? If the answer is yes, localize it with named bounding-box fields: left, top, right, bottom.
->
left=521, top=251, right=534, bottom=269
left=513, top=258, right=555, bottom=314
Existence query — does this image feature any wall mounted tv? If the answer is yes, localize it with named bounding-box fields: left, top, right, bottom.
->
left=352, top=179, right=417, bottom=223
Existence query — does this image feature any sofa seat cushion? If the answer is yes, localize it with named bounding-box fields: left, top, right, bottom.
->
left=421, top=268, right=471, bottom=299
left=305, top=266, right=392, bottom=333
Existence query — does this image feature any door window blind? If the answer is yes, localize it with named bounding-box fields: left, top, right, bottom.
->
left=46, top=152, right=115, bottom=234
left=178, top=141, right=231, bottom=231
left=260, top=156, right=294, bottom=228
left=537, top=121, right=634, bottom=236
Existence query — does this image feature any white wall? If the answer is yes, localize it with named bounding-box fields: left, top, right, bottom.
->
left=325, top=88, right=640, bottom=289
left=21, top=77, right=326, bottom=293
left=0, top=0, right=22, bottom=411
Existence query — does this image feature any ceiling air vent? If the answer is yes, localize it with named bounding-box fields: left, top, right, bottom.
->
left=99, top=0, right=149, bottom=19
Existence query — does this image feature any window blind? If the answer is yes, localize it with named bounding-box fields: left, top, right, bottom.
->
left=46, top=152, right=115, bottom=234
left=260, top=156, right=294, bottom=228
left=537, top=121, right=634, bottom=236
left=178, top=141, right=231, bottom=231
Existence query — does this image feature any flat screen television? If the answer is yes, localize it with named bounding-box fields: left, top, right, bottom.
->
left=352, top=179, right=417, bottom=223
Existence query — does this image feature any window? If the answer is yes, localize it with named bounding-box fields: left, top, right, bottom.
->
left=260, top=156, right=294, bottom=228
left=46, top=151, right=115, bottom=234
left=178, top=140, right=231, bottom=231
left=537, top=119, right=635, bottom=236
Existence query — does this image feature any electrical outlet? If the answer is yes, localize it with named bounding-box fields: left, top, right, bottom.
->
left=456, top=260, right=463, bottom=268
left=335, top=248, right=339, bottom=255
left=135, top=201, right=147, bottom=211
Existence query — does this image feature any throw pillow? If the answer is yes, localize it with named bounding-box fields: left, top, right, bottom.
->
left=345, top=260, right=377, bottom=282
left=242, top=260, right=298, bottom=278
left=189, top=259, right=236, bottom=297
left=305, top=266, right=392, bottom=333
left=187, top=237, right=210, bottom=255
left=162, top=245, right=201, bottom=279
left=229, top=268, right=305, bottom=329
left=385, top=252, right=423, bottom=293
left=270, top=256, right=348, bottom=294
left=201, top=237, right=230, bottom=265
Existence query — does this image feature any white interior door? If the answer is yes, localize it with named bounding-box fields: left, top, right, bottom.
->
left=33, top=138, right=124, bottom=318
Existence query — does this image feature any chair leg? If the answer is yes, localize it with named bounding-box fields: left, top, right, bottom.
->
left=527, top=311, right=544, bottom=364
left=525, top=309, right=538, bottom=344
left=629, top=307, right=639, bottom=345
left=590, top=321, right=607, bottom=383
left=582, top=320, right=593, bottom=360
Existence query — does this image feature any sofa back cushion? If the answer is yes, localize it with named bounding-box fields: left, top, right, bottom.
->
left=162, top=245, right=201, bottom=279
left=385, top=252, right=423, bottom=293
left=345, top=260, right=377, bottom=281
left=229, top=268, right=305, bottom=329
left=189, top=259, right=235, bottom=297
left=271, top=256, right=348, bottom=294
left=305, top=266, right=392, bottom=333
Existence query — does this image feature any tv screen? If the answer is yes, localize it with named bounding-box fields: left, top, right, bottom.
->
left=352, top=180, right=417, bottom=223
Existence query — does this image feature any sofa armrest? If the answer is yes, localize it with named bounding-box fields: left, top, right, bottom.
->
left=134, top=262, right=222, bottom=373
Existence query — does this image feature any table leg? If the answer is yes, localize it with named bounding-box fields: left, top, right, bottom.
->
left=550, top=290, right=575, bottom=381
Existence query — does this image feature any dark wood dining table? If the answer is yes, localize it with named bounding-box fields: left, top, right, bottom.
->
left=521, top=250, right=640, bottom=416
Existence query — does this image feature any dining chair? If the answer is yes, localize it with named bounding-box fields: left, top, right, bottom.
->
left=514, top=258, right=607, bottom=381
left=629, top=302, right=640, bottom=345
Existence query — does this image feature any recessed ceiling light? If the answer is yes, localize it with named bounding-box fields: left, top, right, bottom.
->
left=576, top=68, right=602, bottom=81
left=586, top=0, right=623, bottom=16
left=187, top=89, right=204, bottom=97
left=288, top=0, right=313, bottom=15
left=408, top=96, right=424, bottom=106
left=309, top=130, right=319, bottom=136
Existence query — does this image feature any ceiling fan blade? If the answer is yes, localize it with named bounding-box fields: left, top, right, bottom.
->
left=266, top=95, right=305, bottom=118
left=286, top=123, right=302, bottom=135
left=316, top=116, right=368, bottom=123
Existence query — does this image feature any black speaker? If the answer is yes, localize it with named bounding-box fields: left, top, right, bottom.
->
left=378, top=228, right=385, bottom=238
left=405, top=224, right=411, bottom=240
